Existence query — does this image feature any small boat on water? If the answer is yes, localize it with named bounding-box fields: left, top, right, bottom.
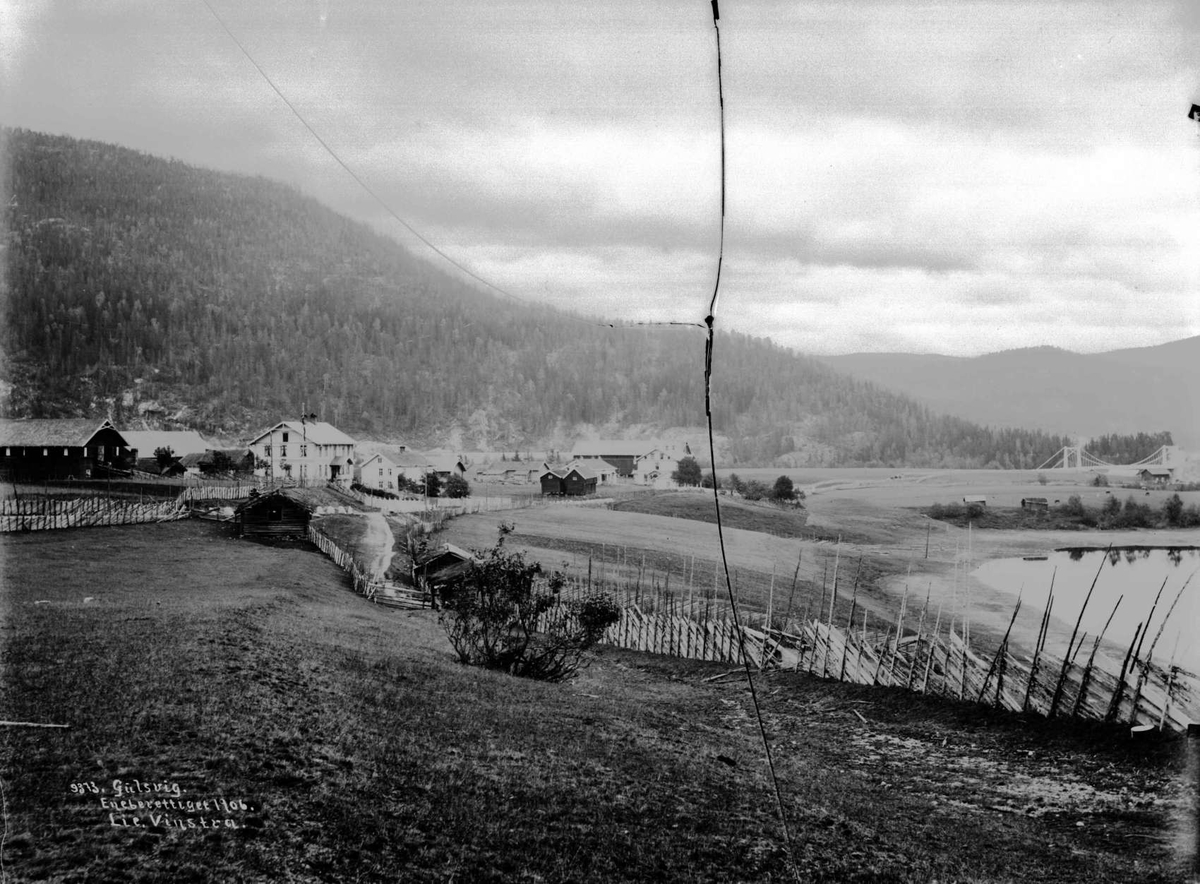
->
left=1022, top=555, right=1049, bottom=561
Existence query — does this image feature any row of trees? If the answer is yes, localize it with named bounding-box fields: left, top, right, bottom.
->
left=352, top=473, right=470, bottom=499
left=670, top=457, right=803, bottom=504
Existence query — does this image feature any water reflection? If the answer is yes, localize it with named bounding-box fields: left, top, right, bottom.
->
left=973, top=547, right=1200, bottom=672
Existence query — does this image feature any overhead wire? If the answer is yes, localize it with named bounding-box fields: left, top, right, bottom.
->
left=702, top=1, right=799, bottom=876
left=196, top=0, right=705, bottom=333
left=196, top=0, right=796, bottom=867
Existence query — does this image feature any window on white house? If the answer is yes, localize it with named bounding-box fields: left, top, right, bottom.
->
left=280, top=446, right=287, bottom=457
left=282, top=432, right=289, bottom=443
left=301, top=445, right=307, bottom=457
left=264, top=445, right=272, bottom=457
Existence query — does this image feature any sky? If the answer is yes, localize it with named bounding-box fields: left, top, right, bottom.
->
left=2, top=0, right=1200, bottom=356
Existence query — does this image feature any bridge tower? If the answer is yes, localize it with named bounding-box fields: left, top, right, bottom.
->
left=1061, top=446, right=1083, bottom=469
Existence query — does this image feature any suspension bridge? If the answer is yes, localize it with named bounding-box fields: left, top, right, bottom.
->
left=1036, top=445, right=1178, bottom=472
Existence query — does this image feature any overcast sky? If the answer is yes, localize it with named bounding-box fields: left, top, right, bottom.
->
left=3, top=0, right=1199, bottom=356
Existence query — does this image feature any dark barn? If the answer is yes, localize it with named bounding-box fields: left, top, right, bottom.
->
left=540, top=465, right=598, bottom=496
left=0, top=419, right=132, bottom=482
left=235, top=487, right=364, bottom=539
left=235, top=490, right=314, bottom=539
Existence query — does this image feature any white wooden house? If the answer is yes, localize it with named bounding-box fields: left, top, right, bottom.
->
left=356, top=452, right=401, bottom=492
left=634, top=443, right=690, bottom=486
left=248, top=419, right=357, bottom=486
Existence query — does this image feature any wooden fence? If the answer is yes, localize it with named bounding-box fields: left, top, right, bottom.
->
left=0, top=494, right=188, bottom=532
left=548, top=569, right=1199, bottom=733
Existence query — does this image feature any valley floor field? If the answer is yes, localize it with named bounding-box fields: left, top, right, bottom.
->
left=444, top=468, right=1200, bottom=704
left=1, top=520, right=1195, bottom=882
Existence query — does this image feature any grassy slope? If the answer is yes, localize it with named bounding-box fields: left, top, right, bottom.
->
left=0, top=521, right=1192, bottom=883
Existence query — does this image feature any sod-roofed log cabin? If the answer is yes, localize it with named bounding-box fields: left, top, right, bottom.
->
left=0, top=418, right=133, bottom=481
left=234, top=487, right=364, bottom=539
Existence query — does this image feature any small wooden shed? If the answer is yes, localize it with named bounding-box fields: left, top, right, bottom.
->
left=234, top=487, right=361, bottom=539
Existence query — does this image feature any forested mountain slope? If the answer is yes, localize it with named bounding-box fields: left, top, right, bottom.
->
left=2, top=128, right=1079, bottom=467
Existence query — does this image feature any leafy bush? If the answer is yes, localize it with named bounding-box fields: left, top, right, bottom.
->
left=444, top=474, right=470, bottom=498
left=1091, top=474, right=1109, bottom=487
left=928, top=501, right=963, bottom=520
left=1037, top=472, right=1048, bottom=485
left=438, top=526, right=621, bottom=682
left=1164, top=493, right=1184, bottom=526
left=742, top=480, right=770, bottom=501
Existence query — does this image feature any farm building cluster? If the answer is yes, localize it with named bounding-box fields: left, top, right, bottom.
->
left=0, top=417, right=694, bottom=498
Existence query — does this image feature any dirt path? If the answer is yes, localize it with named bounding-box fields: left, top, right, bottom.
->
left=362, top=511, right=395, bottom=579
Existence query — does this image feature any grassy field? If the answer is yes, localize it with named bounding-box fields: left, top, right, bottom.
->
left=1, top=520, right=1195, bottom=882
left=611, top=491, right=815, bottom=538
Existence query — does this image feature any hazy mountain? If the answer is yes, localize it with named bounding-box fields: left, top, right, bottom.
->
left=1, top=127, right=1091, bottom=468
left=820, top=340, right=1199, bottom=450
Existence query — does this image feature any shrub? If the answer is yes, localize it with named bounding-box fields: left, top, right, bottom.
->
left=1037, top=472, right=1048, bottom=486
left=700, top=471, right=720, bottom=489
left=1091, top=473, right=1109, bottom=487
left=444, top=474, right=470, bottom=499
left=1163, top=493, right=1184, bottom=526
left=438, top=526, right=621, bottom=682
left=743, top=480, right=769, bottom=501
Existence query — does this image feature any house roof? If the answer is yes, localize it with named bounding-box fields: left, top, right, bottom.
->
left=0, top=418, right=127, bottom=448
left=247, top=420, right=357, bottom=447
left=569, top=457, right=616, bottom=473
left=360, top=452, right=398, bottom=469
left=571, top=440, right=658, bottom=458
left=121, top=430, right=212, bottom=457
left=428, top=454, right=466, bottom=473
left=543, top=464, right=598, bottom=481
left=1140, top=467, right=1172, bottom=476
left=236, top=486, right=366, bottom=515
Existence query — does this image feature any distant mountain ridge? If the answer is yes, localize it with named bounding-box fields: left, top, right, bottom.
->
left=820, top=337, right=1200, bottom=449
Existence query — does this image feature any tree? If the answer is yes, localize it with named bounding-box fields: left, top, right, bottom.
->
left=727, top=472, right=746, bottom=496
left=1164, top=493, right=1184, bottom=526
left=770, top=475, right=796, bottom=503
left=423, top=471, right=442, bottom=498
left=700, top=471, right=720, bottom=489
left=672, top=456, right=702, bottom=487
left=444, top=474, right=470, bottom=499
left=154, top=446, right=175, bottom=469
left=438, top=526, right=621, bottom=682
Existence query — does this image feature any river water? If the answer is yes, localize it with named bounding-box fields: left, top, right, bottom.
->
left=972, top=547, right=1200, bottom=674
